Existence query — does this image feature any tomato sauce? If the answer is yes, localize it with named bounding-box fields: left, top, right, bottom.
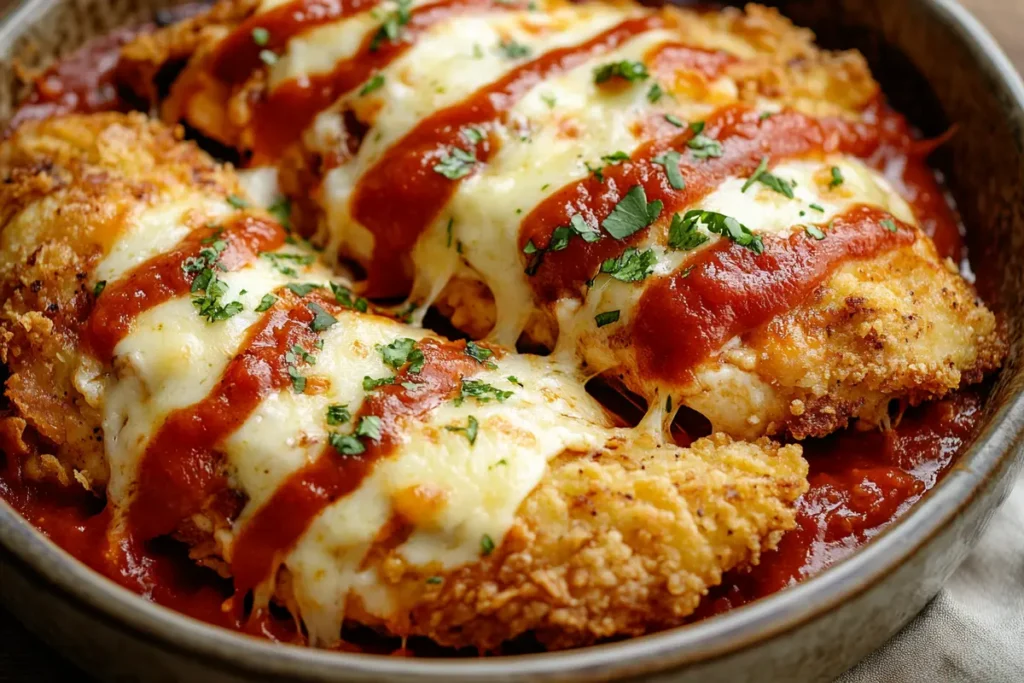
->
left=0, top=3, right=995, bottom=657
left=633, top=206, right=917, bottom=383
left=85, top=216, right=285, bottom=361
left=247, top=0, right=531, bottom=164
left=231, top=337, right=477, bottom=593
left=349, top=14, right=663, bottom=297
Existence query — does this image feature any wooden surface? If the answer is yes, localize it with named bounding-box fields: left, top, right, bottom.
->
left=0, top=0, right=1022, bottom=681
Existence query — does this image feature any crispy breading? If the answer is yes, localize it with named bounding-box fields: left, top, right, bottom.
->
left=344, top=434, right=807, bottom=650
left=0, top=113, right=239, bottom=489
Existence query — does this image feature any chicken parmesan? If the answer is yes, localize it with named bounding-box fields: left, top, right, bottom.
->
left=118, top=0, right=1004, bottom=441
left=0, top=0, right=1006, bottom=658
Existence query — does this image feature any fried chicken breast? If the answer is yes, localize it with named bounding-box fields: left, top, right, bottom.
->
left=0, top=112, right=807, bottom=650
left=117, top=0, right=1005, bottom=441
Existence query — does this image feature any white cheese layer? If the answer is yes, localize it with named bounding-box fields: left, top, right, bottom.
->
left=87, top=190, right=615, bottom=646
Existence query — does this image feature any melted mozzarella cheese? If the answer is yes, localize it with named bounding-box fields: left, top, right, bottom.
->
left=88, top=185, right=618, bottom=646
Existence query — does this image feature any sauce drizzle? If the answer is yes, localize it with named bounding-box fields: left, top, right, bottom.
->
left=350, top=14, right=663, bottom=297
left=231, top=337, right=476, bottom=592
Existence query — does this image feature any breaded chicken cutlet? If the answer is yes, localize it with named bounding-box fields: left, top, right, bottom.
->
left=0, top=112, right=807, bottom=650
left=117, top=0, right=1005, bottom=441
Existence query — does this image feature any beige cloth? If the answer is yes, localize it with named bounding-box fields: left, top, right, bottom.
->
left=839, top=473, right=1024, bottom=682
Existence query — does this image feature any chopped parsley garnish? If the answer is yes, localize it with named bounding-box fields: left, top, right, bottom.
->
left=251, top=27, right=269, bottom=46
left=601, top=151, right=629, bottom=164
left=307, top=302, right=337, bottom=332
left=652, top=150, right=685, bottom=190
left=465, top=340, right=496, bottom=367
left=829, top=166, right=844, bottom=188
left=446, top=217, right=454, bottom=247
left=93, top=280, right=106, bottom=298
left=595, top=310, right=620, bottom=327
left=881, top=218, right=898, bottom=233
left=602, top=185, right=663, bottom=240
left=261, top=251, right=315, bottom=277
left=677, top=210, right=763, bottom=254
left=569, top=214, right=601, bottom=243
left=433, top=147, right=477, bottom=180
left=369, top=0, right=412, bottom=52
left=226, top=194, right=249, bottom=209
left=507, top=375, right=523, bottom=387
left=286, top=282, right=322, bottom=297
left=377, top=337, right=425, bottom=373
left=462, top=127, right=484, bottom=145
left=425, top=576, right=443, bottom=585
left=741, top=156, right=794, bottom=198
left=498, top=39, right=531, bottom=59
left=541, top=92, right=557, bottom=108
left=326, top=404, right=351, bottom=426
left=600, top=247, right=657, bottom=282
left=647, top=83, right=664, bottom=103
left=330, top=282, right=369, bottom=312
left=687, top=124, right=723, bottom=159
left=395, top=300, right=420, bottom=323
left=809, top=203, right=825, bottom=213
left=268, top=198, right=291, bottom=229
left=455, top=379, right=512, bottom=406
left=255, top=293, right=278, bottom=312
left=355, top=415, right=382, bottom=441
left=288, top=366, right=307, bottom=393
left=804, top=224, right=826, bottom=240
left=184, top=237, right=244, bottom=322
left=329, top=432, right=365, bottom=456
left=359, top=73, right=385, bottom=96
left=759, top=111, right=774, bottom=121
left=667, top=211, right=710, bottom=252
left=664, top=113, right=684, bottom=128
left=259, top=50, right=277, bottom=66
left=480, top=532, right=495, bottom=555
left=593, top=60, right=649, bottom=84
left=363, top=375, right=396, bottom=391
left=446, top=415, right=479, bottom=445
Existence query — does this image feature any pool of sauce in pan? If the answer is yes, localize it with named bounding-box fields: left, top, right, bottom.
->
left=0, top=12, right=992, bottom=656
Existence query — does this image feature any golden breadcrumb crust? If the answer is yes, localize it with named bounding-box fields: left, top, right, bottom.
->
left=0, top=113, right=239, bottom=488
left=336, top=434, right=806, bottom=650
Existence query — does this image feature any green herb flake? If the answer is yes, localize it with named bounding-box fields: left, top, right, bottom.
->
left=677, top=210, right=763, bottom=254
left=425, top=576, right=443, bottom=585
left=593, top=60, right=649, bottom=84
left=329, top=432, right=366, bottom=456
left=480, top=533, right=495, bottom=556
left=804, top=224, right=826, bottom=240
left=226, top=194, right=249, bottom=209
left=433, top=147, right=477, bottom=180
left=355, top=415, right=383, bottom=441
left=259, top=49, right=278, bottom=66
left=497, top=39, right=531, bottom=59
left=326, top=404, right=351, bottom=426
left=667, top=211, right=710, bottom=252
left=455, top=379, right=513, bottom=406
left=647, top=83, right=664, bottom=103
left=255, top=293, right=278, bottom=312
left=601, top=151, right=629, bottom=165
left=286, top=282, right=322, bottom=297
left=465, top=340, right=496, bottom=366
left=595, top=310, right=620, bottom=327
left=268, top=198, right=291, bottom=229
left=881, top=218, right=898, bottom=233
left=687, top=130, right=723, bottom=159
left=809, top=203, right=825, bottom=213
left=462, top=127, right=484, bottom=145
left=377, top=337, right=425, bottom=373
left=664, top=113, right=684, bottom=128
left=741, top=156, right=794, bottom=198
left=359, top=73, right=385, bottom=96
left=569, top=214, right=601, bottom=243
left=600, top=247, right=657, bottom=282
left=261, top=251, right=315, bottom=277
left=330, top=282, right=369, bottom=312
left=370, top=0, right=412, bottom=51
left=307, top=302, right=337, bottom=332
left=601, top=185, right=663, bottom=240
left=251, top=27, right=270, bottom=46
left=446, top=415, right=479, bottom=445
left=652, top=150, right=685, bottom=190
left=507, top=375, right=523, bottom=387
left=829, top=166, right=844, bottom=189
left=93, top=280, right=107, bottom=298
left=541, top=92, right=557, bottom=108
left=363, top=375, right=396, bottom=391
